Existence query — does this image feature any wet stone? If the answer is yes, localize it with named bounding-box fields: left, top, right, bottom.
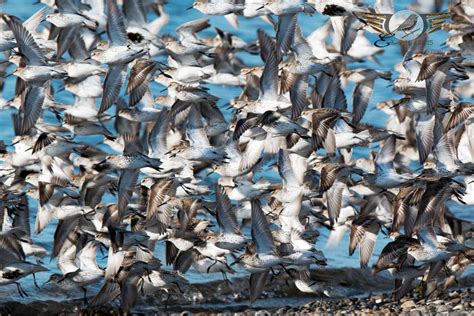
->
left=401, top=300, right=416, bottom=310
left=453, top=304, right=463, bottom=311
left=437, top=305, right=449, bottom=312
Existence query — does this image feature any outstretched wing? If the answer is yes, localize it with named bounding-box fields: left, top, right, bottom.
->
left=421, top=12, right=451, bottom=34
left=355, top=12, right=392, bottom=35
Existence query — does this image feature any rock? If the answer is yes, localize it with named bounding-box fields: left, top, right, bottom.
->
left=401, top=300, right=416, bottom=310
left=437, top=305, right=449, bottom=312
left=453, top=304, right=463, bottom=311
left=371, top=295, right=383, bottom=304
left=449, top=291, right=459, bottom=298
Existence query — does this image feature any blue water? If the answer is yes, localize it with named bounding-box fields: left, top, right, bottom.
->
left=0, top=0, right=472, bottom=304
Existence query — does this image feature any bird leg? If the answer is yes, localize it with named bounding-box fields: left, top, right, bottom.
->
left=164, top=292, right=171, bottom=313
left=424, top=283, right=438, bottom=300
left=206, top=259, right=218, bottom=273
left=32, top=273, right=40, bottom=289
left=82, top=287, right=88, bottom=306
left=143, top=268, right=152, bottom=283
left=139, top=277, right=146, bottom=296
left=269, top=267, right=281, bottom=283
left=270, top=267, right=279, bottom=277
left=222, top=272, right=232, bottom=285
left=15, top=282, right=28, bottom=297
left=15, top=282, right=24, bottom=298
left=279, top=264, right=291, bottom=277
left=20, top=284, right=28, bottom=297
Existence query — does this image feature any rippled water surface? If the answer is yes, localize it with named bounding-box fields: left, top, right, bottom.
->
left=0, top=0, right=472, bottom=304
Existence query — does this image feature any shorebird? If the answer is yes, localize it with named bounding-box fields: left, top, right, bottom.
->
left=292, top=270, right=336, bottom=297
left=232, top=199, right=282, bottom=302
left=390, top=14, right=419, bottom=36
left=93, top=0, right=147, bottom=114
left=190, top=0, right=245, bottom=16
left=363, top=136, right=414, bottom=189
left=45, top=8, right=98, bottom=30
left=214, top=185, right=247, bottom=250
left=408, top=227, right=471, bottom=264
left=0, top=232, right=48, bottom=297
left=0, top=0, right=473, bottom=309
left=348, top=210, right=383, bottom=268
left=45, top=240, right=104, bottom=305
left=101, top=152, right=162, bottom=170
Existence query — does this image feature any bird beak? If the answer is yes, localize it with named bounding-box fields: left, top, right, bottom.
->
left=9, top=139, right=21, bottom=146
left=82, top=228, right=98, bottom=236
left=83, top=209, right=96, bottom=220
left=206, top=167, right=216, bottom=176
left=186, top=6, right=193, bottom=10
left=256, top=5, right=265, bottom=10
left=230, top=258, right=240, bottom=266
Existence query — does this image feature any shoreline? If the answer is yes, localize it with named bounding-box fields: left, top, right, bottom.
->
left=1, top=268, right=472, bottom=314
left=283, top=288, right=474, bottom=315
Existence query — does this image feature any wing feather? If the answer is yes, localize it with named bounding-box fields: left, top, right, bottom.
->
left=216, top=185, right=239, bottom=234
left=251, top=200, right=274, bottom=254
left=107, top=0, right=128, bottom=46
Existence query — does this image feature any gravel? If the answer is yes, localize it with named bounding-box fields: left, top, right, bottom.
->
left=0, top=268, right=472, bottom=314
left=281, top=288, right=474, bottom=315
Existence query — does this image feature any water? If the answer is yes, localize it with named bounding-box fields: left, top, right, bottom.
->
left=0, top=0, right=472, bottom=305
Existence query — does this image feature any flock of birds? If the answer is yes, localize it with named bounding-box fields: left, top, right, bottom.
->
left=0, top=0, right=473, bottom=311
